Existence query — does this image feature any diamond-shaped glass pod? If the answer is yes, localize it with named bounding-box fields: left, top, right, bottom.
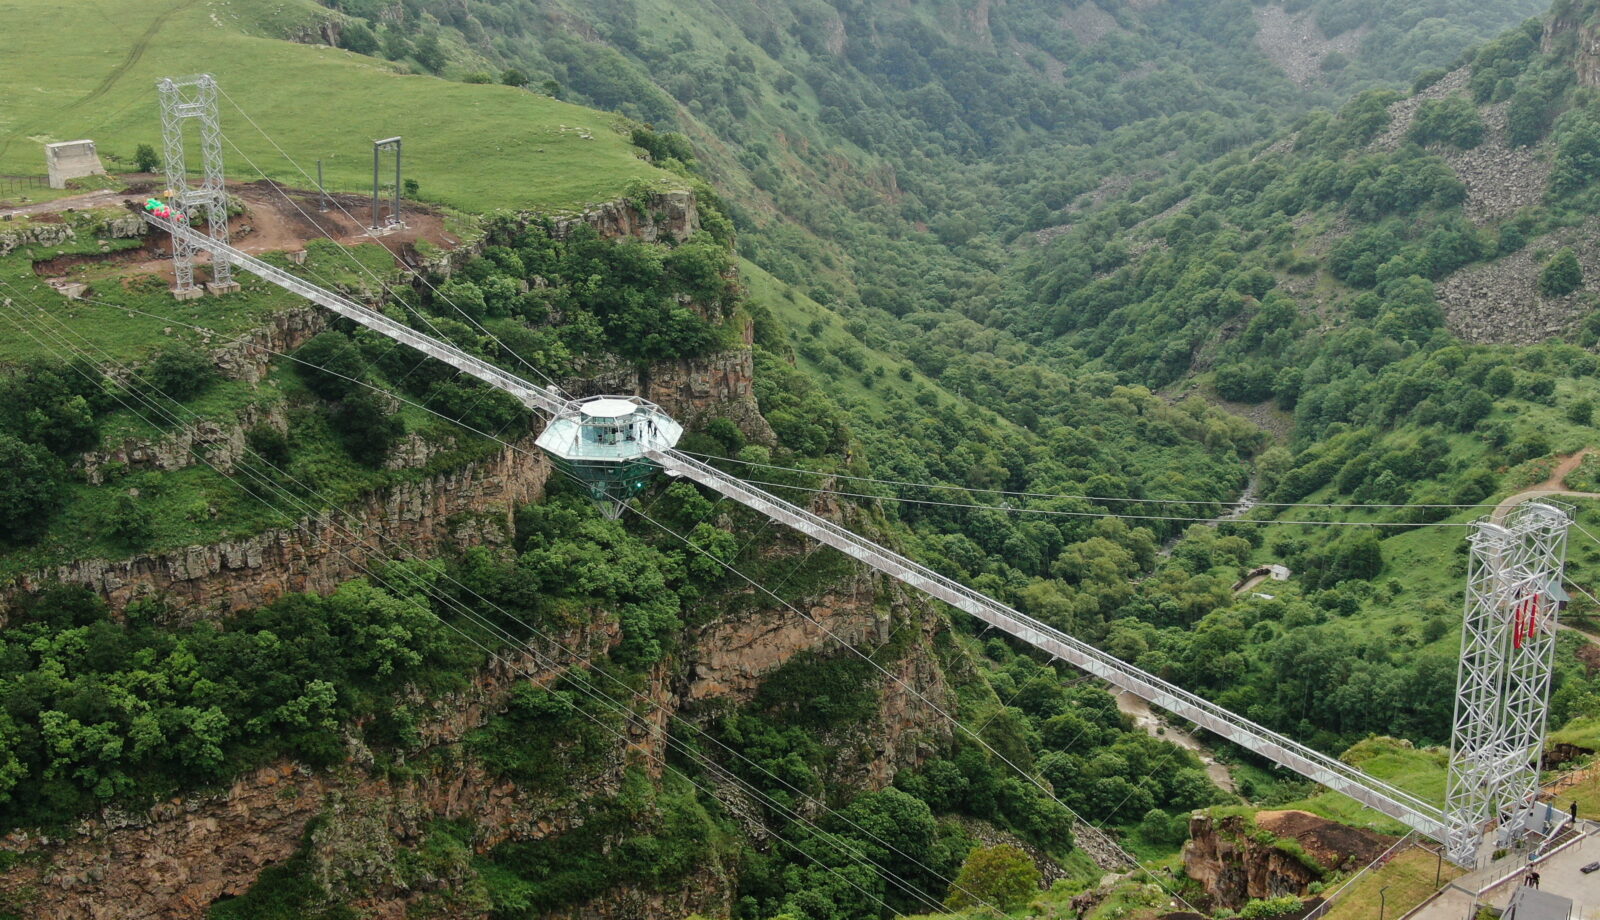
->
left=534, top=396, right=684, bottom=517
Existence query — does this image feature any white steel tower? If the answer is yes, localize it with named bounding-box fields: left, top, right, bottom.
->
left=157, top=74, right=234, bottom=297
left=1444, top=501, right=1571, bottom=866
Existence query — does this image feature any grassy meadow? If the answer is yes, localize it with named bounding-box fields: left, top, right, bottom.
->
left=0, top=0, right=675, bottom=213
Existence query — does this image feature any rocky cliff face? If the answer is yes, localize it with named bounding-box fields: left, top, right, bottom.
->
left=0, top=186, right=929, bottom=919
left=12, top=186, right=765, bottom=616
left=15, top=432, right=548, bottom=618
left=567, top=324, right=775, bottom=443
left=0, top=210, right=144, bottom=256
left=0, top=570, right=953, bottom=919
left=1545, top=3, right=1600, bottom=88
left=549, top=189, right=700, bottom=244
left=1183, top=810, right=1394, bottom=910
left=80, top=401, right=289, bottom=485
left=16, top=327, right=767, bottom=619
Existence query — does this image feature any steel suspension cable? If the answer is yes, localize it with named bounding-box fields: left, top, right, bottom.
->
left=0, top=282, right=1000, bottom=918
left=0, top=288, right=970, bottom=920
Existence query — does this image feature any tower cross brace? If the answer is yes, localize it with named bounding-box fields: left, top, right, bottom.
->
left=157, top=74, right=233, bottom=295
left=1444, top=501, right=1571, bottom=866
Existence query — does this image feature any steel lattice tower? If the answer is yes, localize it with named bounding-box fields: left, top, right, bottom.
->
left=157, top=74, right=233, bottom=295
left=1444, top=501, right=1570, bottom=866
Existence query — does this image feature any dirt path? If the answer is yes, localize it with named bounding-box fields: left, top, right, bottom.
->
left=1491, top=449, right=1600, bottom=524
left=1113, top=690, right=1237, bottom=794
left=1, top=189, right=139, bottom=219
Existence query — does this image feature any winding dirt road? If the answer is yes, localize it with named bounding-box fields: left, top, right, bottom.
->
left=1491, top=449, right=1600, bottom=525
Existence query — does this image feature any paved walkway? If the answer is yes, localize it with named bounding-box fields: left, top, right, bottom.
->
left=1409, top=827, right=1600, bottom=919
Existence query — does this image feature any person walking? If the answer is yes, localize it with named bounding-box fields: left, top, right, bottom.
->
left=1531, top=870, right=1541, bottom=889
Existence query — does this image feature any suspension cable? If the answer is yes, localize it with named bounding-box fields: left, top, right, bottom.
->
left=0, top=280, right=998, bottom=917
left=682, top=450, right=1502, bottom=510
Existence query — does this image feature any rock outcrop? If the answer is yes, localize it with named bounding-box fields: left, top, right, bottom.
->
left=1546, top=2, right=1600, bottom=88
left=0, top=569, right=953, bottom=920
left=80, top=401, right=289, bottom=484
left=548, top=189, right=700, bottom=245
left=0, top=219, right=75, bottom=256
left=14, top=433, right=549, bottom=618
left=567, top=333, right=775, bottom=443
left=1183, top=810, right=1394, bottom=910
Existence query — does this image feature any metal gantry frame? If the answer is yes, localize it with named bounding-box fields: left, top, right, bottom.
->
left=1444, top=501, right=1571, bottom=866
left=371, top=136, right=402, bottom=231
left=157, top=74, right=233, bottom=294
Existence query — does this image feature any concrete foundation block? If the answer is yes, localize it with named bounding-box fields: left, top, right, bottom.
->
left=45, top=140, right=106, bottom=190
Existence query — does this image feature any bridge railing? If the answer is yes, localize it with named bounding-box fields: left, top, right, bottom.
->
left=653, top=449, right=1449, bottom=841
left=149, top=211, right=1448, bottom=846
left=145, top=215, right=577, bottom=418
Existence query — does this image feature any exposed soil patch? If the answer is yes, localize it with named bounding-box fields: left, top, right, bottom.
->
left=21, top=180, right=463, bottom=287
left=31, top=235, right=165, bottom=276
left=1256, top=810, right=1396, bottom=871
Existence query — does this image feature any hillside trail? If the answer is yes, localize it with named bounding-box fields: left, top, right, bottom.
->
left=1490, top=449, right=1600, bottom=650
left=1113, top=690, right=1237, bottom=794
left=1491, top=448, right=1600, bottom=525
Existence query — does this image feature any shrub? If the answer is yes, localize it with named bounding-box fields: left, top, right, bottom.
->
left=1568, top=399, right=1594, bottom=427
left=106, top=492, right=153, bottom=548
left=0, top=435, right=64, bottom=543
left=338, top=22, right=379, bottom=56
left=1539, top=248, right=1583, bottom=297
left=332, top=391, right=402, bottom=465
left=143, top=347, right=217, bottom=402
left=133, top=144, right=160, bottom=173
left=245, top=425, right=291, bottom=468
left=1241, top=895, right=1304, bottom=918
left=943, top=844, right=1040, bottom=911
left=294, top=332, right=364, bottom=401
left=1408, top=96, right=1486, bottom=149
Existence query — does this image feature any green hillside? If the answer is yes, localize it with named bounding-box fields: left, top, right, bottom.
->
left=0, top=0, right=674, bottom=212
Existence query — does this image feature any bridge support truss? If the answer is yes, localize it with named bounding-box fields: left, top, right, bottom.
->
left=1444, top=501, right=1571, bottom=866
left=157, top=74, right=233, bottom=296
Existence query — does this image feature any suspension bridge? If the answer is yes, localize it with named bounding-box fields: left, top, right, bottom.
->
left=140, top=74, right=1575, bottom=869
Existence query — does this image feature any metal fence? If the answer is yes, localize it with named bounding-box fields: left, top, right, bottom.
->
left=0, top=176, right=50, bottom=197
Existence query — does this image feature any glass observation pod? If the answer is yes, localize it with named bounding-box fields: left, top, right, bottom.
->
left=534, top=395, right=684, bottom=517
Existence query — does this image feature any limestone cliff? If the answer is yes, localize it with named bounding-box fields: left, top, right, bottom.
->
left=15, top=431, right=549, bottom=618
left=10, top=189, right=764, bottom=616
left=0, top=186, right=965, bottom=920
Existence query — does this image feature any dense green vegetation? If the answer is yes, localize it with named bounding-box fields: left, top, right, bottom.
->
left=12, top=1, right=1600, bottom=918
left=0, top=576, right=473, bottom=831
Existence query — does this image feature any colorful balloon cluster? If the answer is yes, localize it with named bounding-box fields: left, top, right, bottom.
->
left=142, top=198, right=186, bottom=221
